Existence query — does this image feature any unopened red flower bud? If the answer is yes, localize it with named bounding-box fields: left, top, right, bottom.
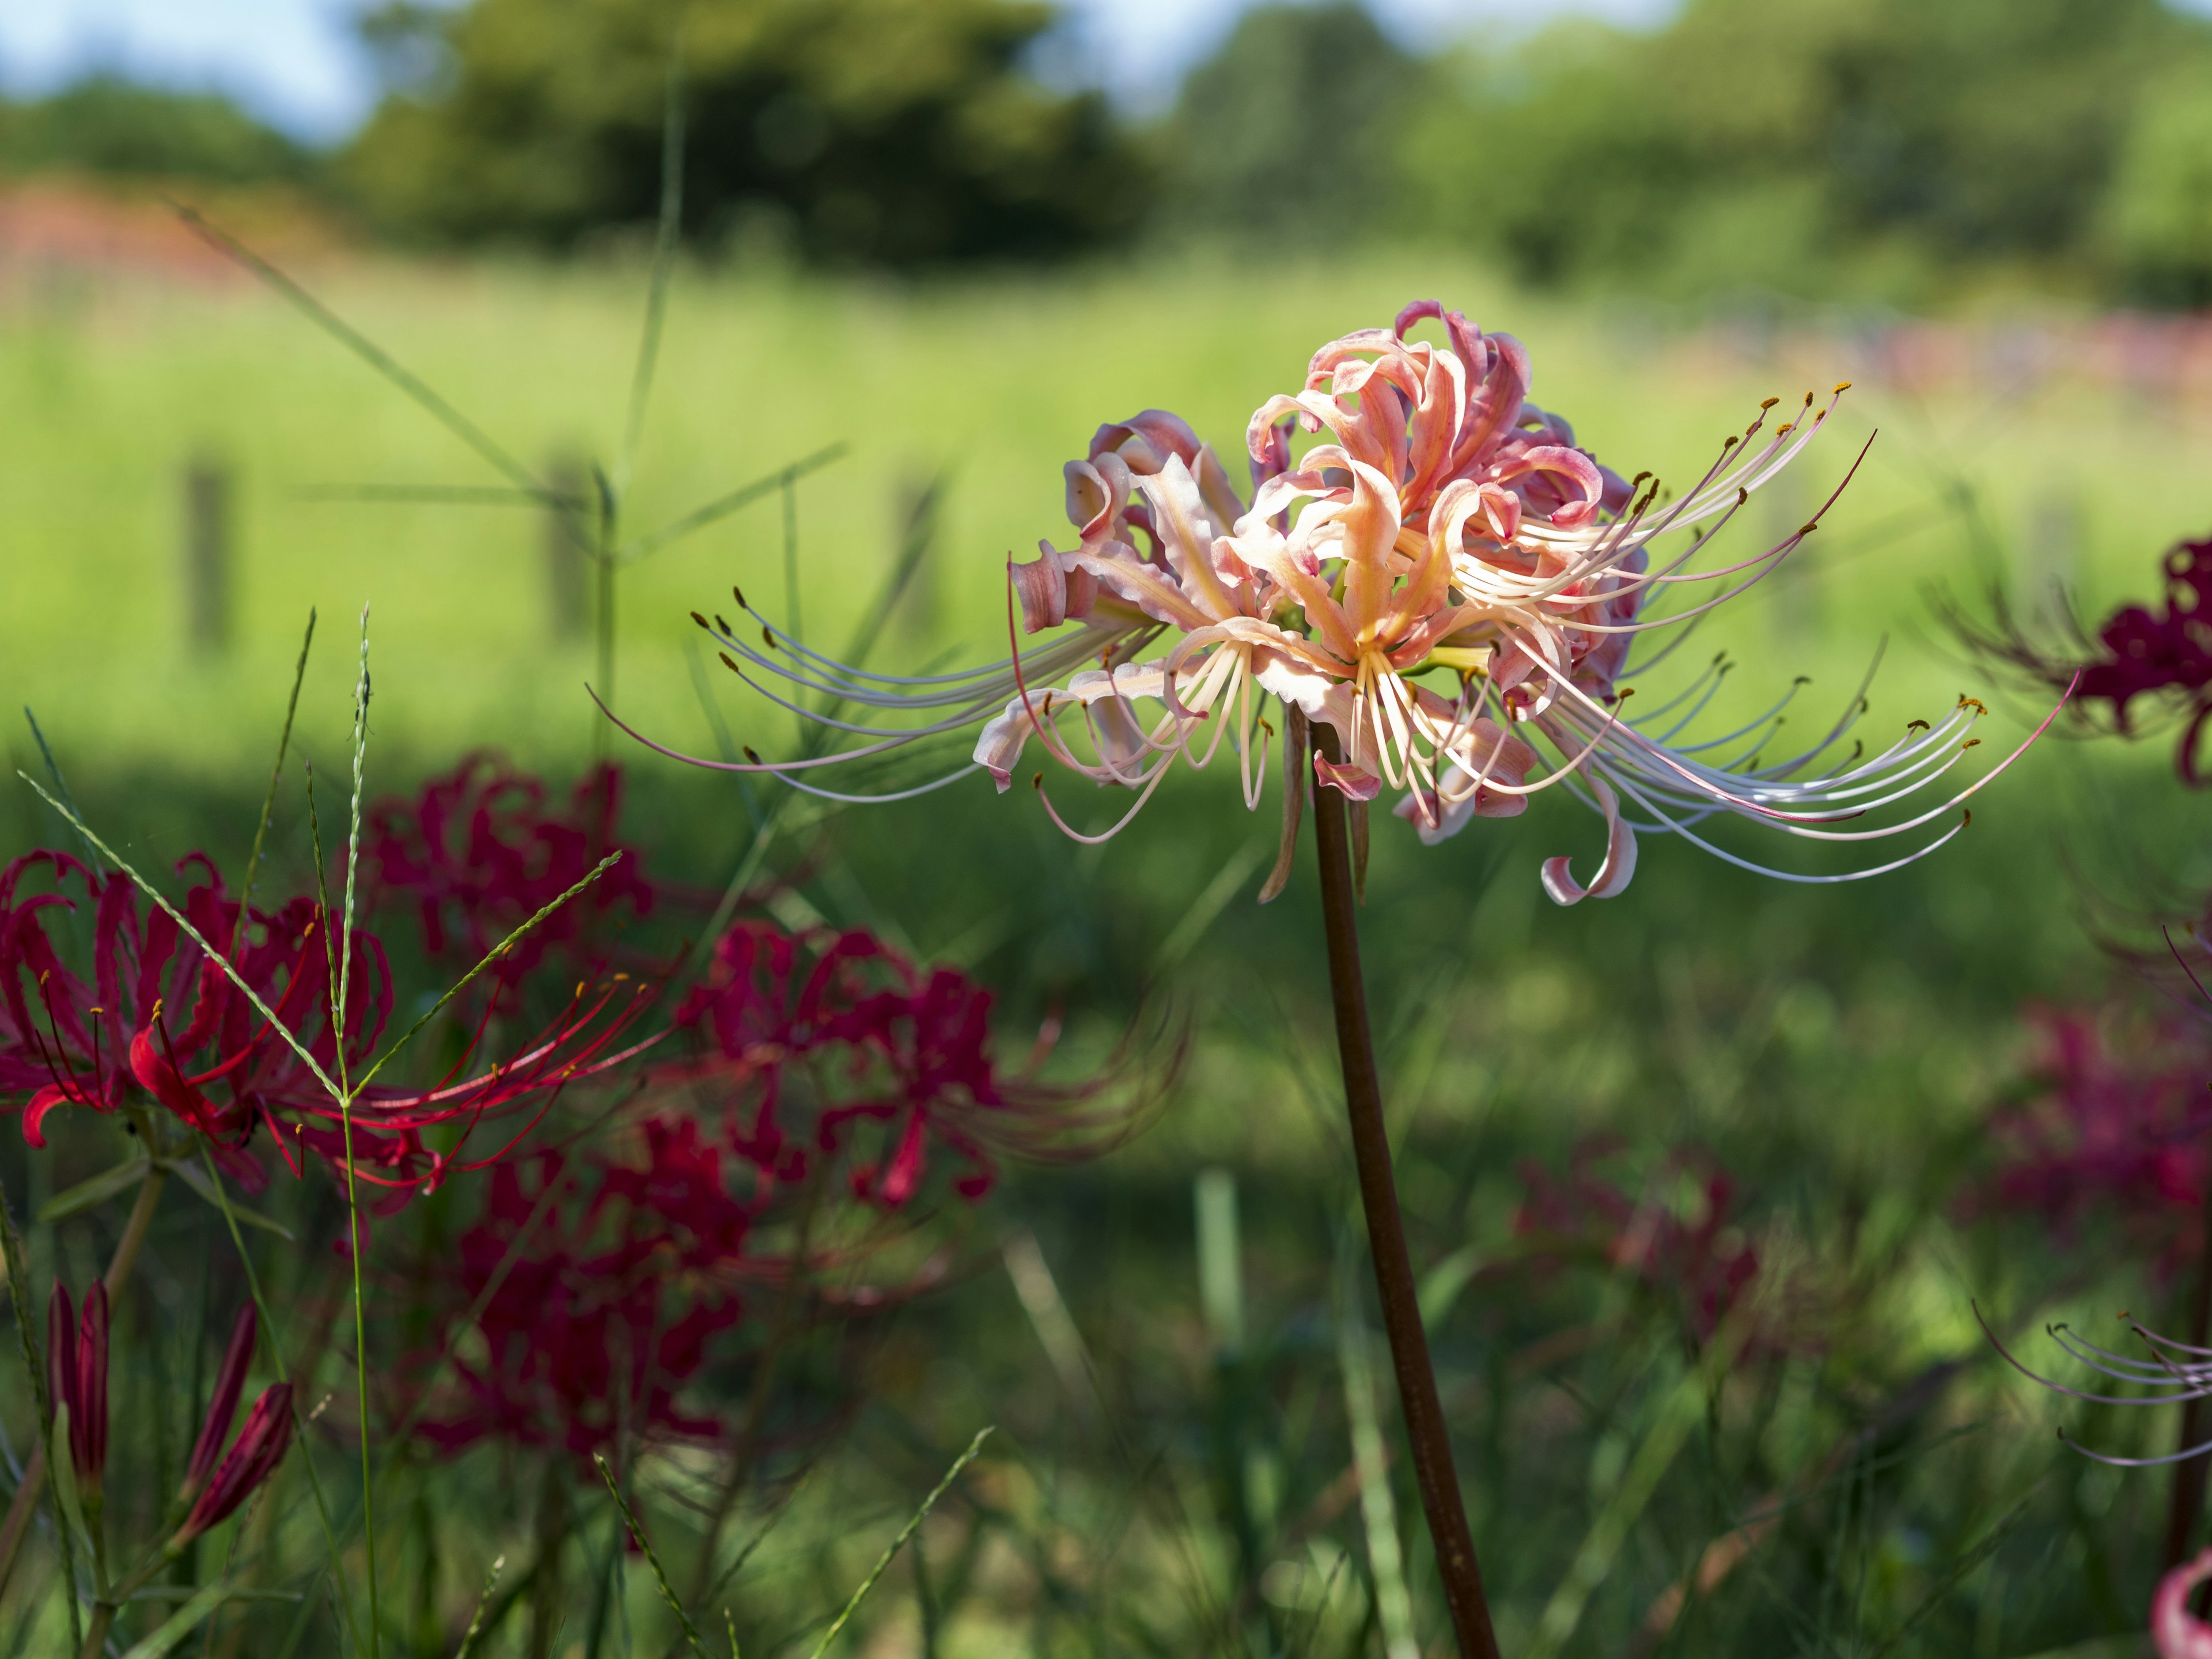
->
left=184, top=1304, right=257, bottom=1497
left=176, top=1382, right=292, bottom=1544
left=75, top=1282, right=106, bottom=1491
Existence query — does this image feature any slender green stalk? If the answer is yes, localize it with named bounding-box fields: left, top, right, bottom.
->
left=452, top=1555, right=505, bottom=1659
left=801, top=1430, right=991, bottom=1659
left=594, top=1456, right=703, bottom=1655
left=22, top=709, right=101, bottom=873
left=2165, top=1167, right=2212, bottom=1569
left=234, top=610, right=317, bottom=916
left=328, top=613, right=381, bottom=1659
left=173, top=207, right=543, bottom=497
left=619, top=40, right=687, bottom=497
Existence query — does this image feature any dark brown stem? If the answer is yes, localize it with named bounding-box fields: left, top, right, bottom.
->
left=2164, top=1173, right=2212, bottom=1570
left=1310, top=726, right=1501, bottom=1659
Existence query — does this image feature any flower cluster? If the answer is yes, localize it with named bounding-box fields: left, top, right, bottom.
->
left=0, top=848, right=650, bottom=1203
left=407, top=915, right=1138, bottom=1458
left=639, top=301, right=2052, bottom=904
left=409, top=1123, right=747, bottom=1457
left=664, top=920, right=1131, bottom=1208
left=1950, top=531, right=2212, bottom=782
left=1515, top=1138, right=1763, bottom=1342
left=1974, top=1005, right=2212, bottom=1271
left=363, top=753, right=656, bottom=997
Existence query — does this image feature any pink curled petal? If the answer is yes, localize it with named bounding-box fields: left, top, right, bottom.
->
left=1541, top=776, right=1639, bottom=906
left=974, top=709, right=1029, bottom=793
left=2155, top=1549, right=2212, bottom=1658
left=1314, top=755, right=1382, bottom=802
left=1010, top=546, right=1071, bottom=634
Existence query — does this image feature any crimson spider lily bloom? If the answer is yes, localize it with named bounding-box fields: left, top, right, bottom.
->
left=406, top=1132, right=748, bottom=1459
left=0, top=850, right=657, bottom=1203
left=1948, top=531, right=2212, bottom=784
left=630, top=301, right=2056, bottom=903
left=1971, top=1005, right=2212, bottom=1274
left=663, top=920, right=1145, bottom=1207
left=363, top=753, right=656, bottom=999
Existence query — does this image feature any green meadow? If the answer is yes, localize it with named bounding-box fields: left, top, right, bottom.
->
left=3, top=248, right=2209, bottom=1654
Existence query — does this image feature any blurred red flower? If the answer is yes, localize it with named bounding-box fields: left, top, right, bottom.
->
left=363, top=754, right=656, bottom=995
left=1976, top=1004, right=2212, bottom=1270
left=665, top=920, right=1135, bottom=1209
left=1516, top=1137, right=1764, bottom=1343
left=408, top=1122, right=751, bottom=1458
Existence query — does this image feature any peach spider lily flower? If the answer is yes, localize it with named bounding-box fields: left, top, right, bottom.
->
left=626, top=301, right=2063, bottom=905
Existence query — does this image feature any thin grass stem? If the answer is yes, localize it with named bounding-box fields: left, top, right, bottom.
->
left=801, top=1429, right=991, bottom=1659
left=594, top=1455, right=703, bottom=1655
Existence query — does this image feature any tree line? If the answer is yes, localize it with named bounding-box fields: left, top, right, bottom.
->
left=5, top=0, right=2212, bottom=304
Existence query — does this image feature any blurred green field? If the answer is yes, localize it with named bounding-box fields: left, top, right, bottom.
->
left=5, top=249, right=2211, bottom=1656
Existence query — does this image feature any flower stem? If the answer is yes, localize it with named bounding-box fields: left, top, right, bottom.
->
left=2164, top=1166, right=2212, bottom=1571
left=1309, top=729, right=1500, bottom=1659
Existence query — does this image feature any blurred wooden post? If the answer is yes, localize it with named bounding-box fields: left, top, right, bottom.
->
left=183, top=456, right=231, bottom=655
left=892, top=475, right=941, bottom=645
left=544, top=455, right=590, bottom=643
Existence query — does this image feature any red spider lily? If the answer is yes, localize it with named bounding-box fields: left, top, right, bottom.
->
left=664, top=921, right=1138, bottom=1209
left=1949, top=532, right=2212, bottom=782
left=1973, top=1004, right=2212, bottom=1270
left=0, top=849, right=658, bottom=1204
left=1516, top=1138, right=1763, bottom=1343
left=407, top=1124, right=749, bottom=1458
left=363, top=755, right=655, bottom=995
left=46, top=1280, right=107, bottom=1495
left=171, top=1381, right=293, bottom=1547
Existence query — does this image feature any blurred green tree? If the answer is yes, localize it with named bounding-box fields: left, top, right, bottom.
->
left=0, top=78, right=315, bottom=186
left=2109, top=61, right=2212, bottom=307
left=342, top=0, right=1148, bottom=265
left=1158, top=2, right=1422, bottom=242
left=1403, top=0, right=2212, bottom=304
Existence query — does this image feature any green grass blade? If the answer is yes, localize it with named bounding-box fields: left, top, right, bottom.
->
left=594, top=1455, right=703, bottom=1656
left=803, top=1429, right=992, bottom=1659
left=621, top=445, right=846, bottom=564
left=452, top=1555, right=505, bottom=1659
left=1335, top=1257, right=1416, bottom=1659
left=331, top=608, right=381, bottom=1659
left=620, top=37, right=687, bottom=494
left=172, top=206, right=544, bottom=497
left=115, top=1574, right=238, bottom=1659
left=237, top=608, right=316, bottom=918
left=349, top=849, right=626, bottom=1093
left=21, top=708, right=101, bottom=873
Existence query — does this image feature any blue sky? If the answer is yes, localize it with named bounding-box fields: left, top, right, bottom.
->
left=0, top=0, right=1675, bottom=142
